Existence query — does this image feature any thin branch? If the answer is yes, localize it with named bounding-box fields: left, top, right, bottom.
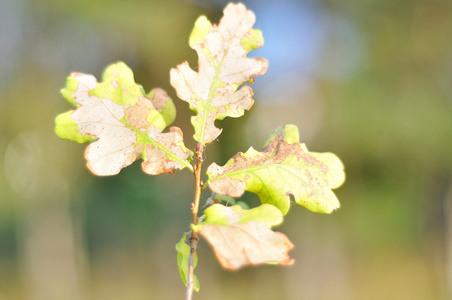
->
left=186, top=143, right=204, bottom=300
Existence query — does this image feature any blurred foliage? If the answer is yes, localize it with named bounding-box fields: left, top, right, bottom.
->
left=0, top=0, right=451, bottom=299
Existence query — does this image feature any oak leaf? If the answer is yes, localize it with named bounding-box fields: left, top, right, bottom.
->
left=170, top=3, right=268, bottom=145
left=196, top=204, right=294, bottom=270
left=207, top=125, right=345, bottom=214
left=55, top=62, right=192, bottom=176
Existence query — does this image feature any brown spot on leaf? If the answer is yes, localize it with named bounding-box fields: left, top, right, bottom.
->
left=150, top=88, right=171, bottom=112
left=141, top=126, right=191, bottom=175
left=111, top=80, right=119, bottom=88
left=126, top=97, right=154, bottom=130
left=208, top=176, right=246, bottom=198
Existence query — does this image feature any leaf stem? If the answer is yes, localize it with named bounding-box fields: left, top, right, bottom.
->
left=186, top=143, right=204, bottom=300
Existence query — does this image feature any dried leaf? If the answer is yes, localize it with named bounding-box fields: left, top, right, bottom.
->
left=170, top=3, right=268, bottom=144
left=196, top=204, right=294, bottom=270
left=207, top=125, right=345, bottom=214
left=55, top=62, right=193, bottom=176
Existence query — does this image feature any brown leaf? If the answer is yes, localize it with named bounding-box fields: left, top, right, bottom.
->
left=57, top=63, right=192, bottom=176
left=198, top=221, right=294, bottom=270
left=170, top=3, right=268, bottom=144
left=196, top=204, right=294, bottom=270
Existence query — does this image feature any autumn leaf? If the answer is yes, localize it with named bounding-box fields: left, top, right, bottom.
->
left=176, top=234, right=200, bottom=292
left=206, top=125, right=345, bottom=215
left=55, top=62, right=193, bottom=176
left=195, top=204, right=294, bottom=270
left=170, top=3, right=268, bottom=145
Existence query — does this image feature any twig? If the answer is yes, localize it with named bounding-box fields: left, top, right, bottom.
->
left=186, top=143, right=204, bottom=300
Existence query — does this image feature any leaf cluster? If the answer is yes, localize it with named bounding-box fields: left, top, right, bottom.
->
left=54, top=2, right=345, bottom=295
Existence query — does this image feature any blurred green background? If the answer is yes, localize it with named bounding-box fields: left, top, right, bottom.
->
left=1, top=0, right=452, bottom=299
